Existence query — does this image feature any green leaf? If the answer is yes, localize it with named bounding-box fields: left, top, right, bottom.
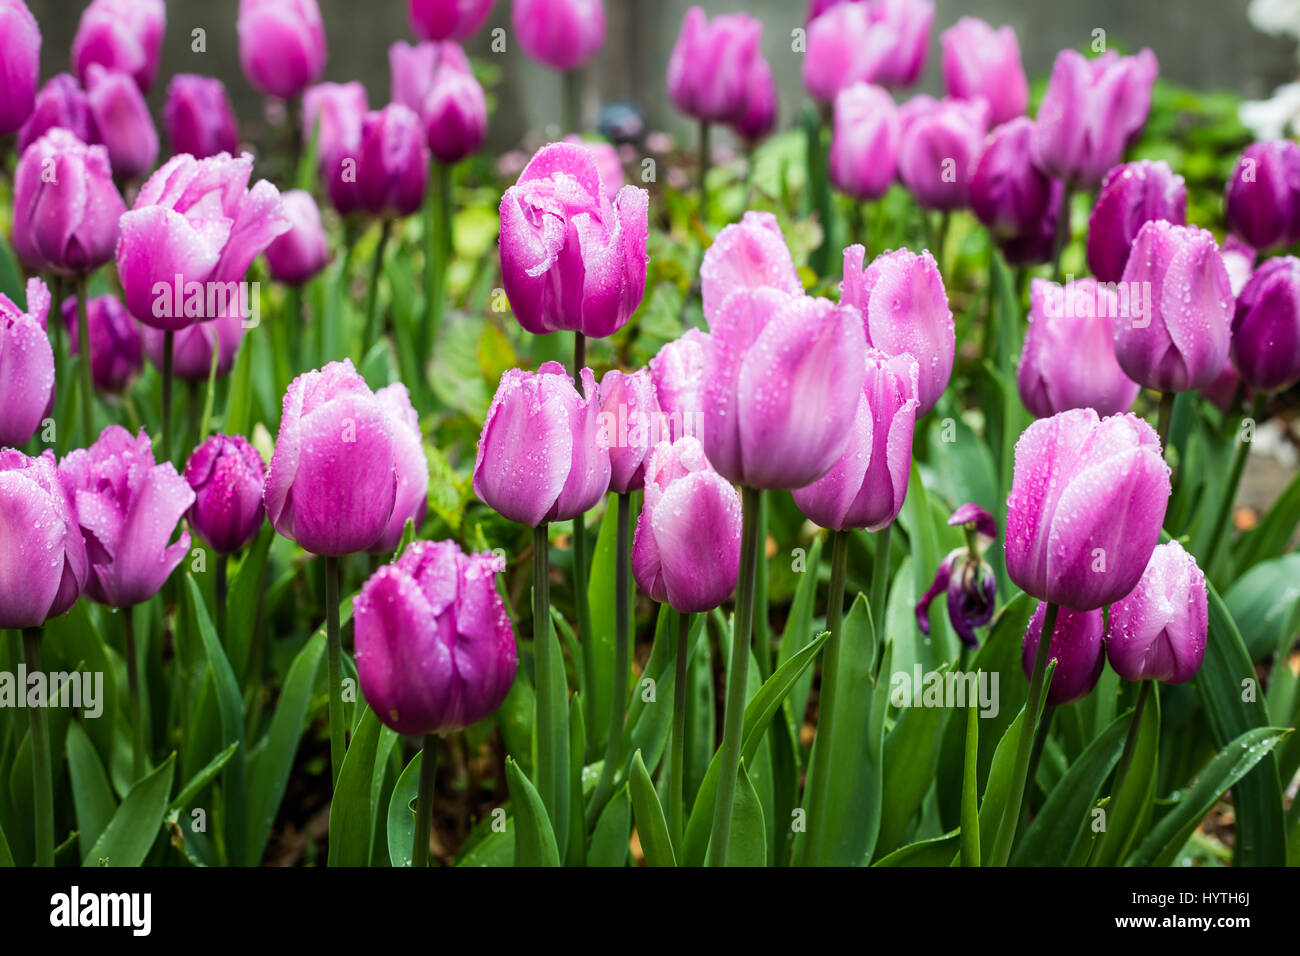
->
left=874, top=829, right=961, bottom=867
left=1223, top=554, right=1300, bottom=662
left=628, top=750, right=676, bottom=867
left=1231, top=468, right=1300, bottom=574
left=83, top=754, right=175, bottom=866
left=725, top=760, right=766, bottom=867
left=960, top=705, right=980, bottom=868
left=170, top=741, right=239, bottom=814
left=327, top=707, right=385, bottom=867
left=775, top=535, right=823, bottom=740
left=585, top=497, right=626, bottom=752
left=505, top=757, right=560, bottom=867
left=588, top=785, right=631, bottom=867
left=226, top=524, right=274, bottom=682
left=0, top=818, right=12, bottom=867
left=1090, top=686, right=1161, bottom=867
left=387, top=750, right=423, bottom=868
left=66, top=721, right=117, bottom=858
left=876, top=661, right=953, bottom=857
left=223, top=333, right=256, bottom=436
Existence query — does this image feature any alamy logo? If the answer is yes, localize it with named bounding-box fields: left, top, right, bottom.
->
left=50, top=886, right=151, bottom=936
left=889, top=666, right=1000, bottom=718
left=1042, top=277, right=1153, bottom=329
left=151, top=273, right=262, bottom=328
left=0, top=666, right=103, bottom=718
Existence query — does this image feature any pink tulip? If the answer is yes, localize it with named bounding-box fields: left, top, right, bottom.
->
left=0, top=0, right=40, bottom=136
left=1021, top=603, right=1105, bottom=705
left=184, top=434, right=267, bottom=556
left=18, top=74, right=95, bottom=152
left=265, top=189, right=332, bottom=285
left=897, top=95, right=988, bottom=211
left=734, top=56, right=778, bottom=142
left=407, top=0, right=495, bottom=42
left=969, top=117, right=1063, bottom=267
left=237, top=0, right=327, bottom=100
left=829, top=83, right=900, bottom=202
left=72, top=0, right=165, bottom=93
left=369, top=383, right=429, bottom=555
left=1106, top=540, right=1207, bottom=685
left=140, top=311, right=246, bottom=381
left=649, top=328, right=709, bottom=443
left=84, top=64, right=159, bottom=181
left=599, top=367, right=660, bottom=494
left=667, top=7, right=762, bottom=124
left=0, top=278, right=54, bottom=448
left=700, top=211, right=803, bottom=326
left=513, top=0, right=606, bottom=71
left=939, top=17, right=1027, bottom=125
left=163, top=74, right=241, bottom=159
left=61, top=294, right=143, bottom=393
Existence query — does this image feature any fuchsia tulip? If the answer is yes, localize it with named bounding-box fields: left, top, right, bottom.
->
left=117, top=151, right=290, bottom=330
left=793, top=349, right=918, bottom=531
left=84, top=64, right=159, bottom=181
left=1224, top=140, right=1300, bottom=251
left=473, top=363, right=610, bottom=526
left=1107, top=540, right=1207, bottom=685
left=408, top=0, right=495, bottom=42
left=667, top=7, right=762, bottom=124
left=0, top=450, right=88, bottom=629
left=1087, top=160, right=1187, bottom=283
left=265, top=189, right=332, bottom=285
left=163, top=74, right=241, bottom=159
left=734, top=55, right=777, bottom=143
left=700, top=211, right=803, bottom=324
left=60, top=425, right=194, bottom=608
left=140, top=312, right=245, bottom=381
left=335, top=104, right=430, bottom=218
left=649, top=328, right=708, bottom=442
left=1231, top=256, right=1300, bottom=393
left=72, top=0, right=164, bottom=93
left=370, top=383, right=429, bottom=555
left=871, top=0, right=933, bottom=88
left=1018, top=278, right=1140, bottom=419
left=1031, top=48, right=1158, bottom=188
left=897, top=95, right=988, bottom=211
left=940, top=17, right=1027, bottom=125
left=390, top=41, right=486, bottom=163
left=969, top=118, right=1063, bottom=267
left=841, top=244, right=954, bottom=416
left=829, top=83, right=900, bottom=202
left=12, top=128, right=126, bottom=275
left=1021, top=603, right=1105, bottom=705
left=0, top=0, right=40, bottom=137
left=61, top=295, right=143, bottom=393
left=355, top=540, right=517, bottom=736
left=563, top=136, right=625, bottom=200
left=184, top=434, right=267, bottom=555
left=238, top=0, right=327, bottom=100
left=498, top=142, right=649, bottom=337
left=633, top=435, right=741, bottom=612
left=1114, top=221, right=1234, bottom=393
left=265, top=360, right=399, bottom=556
left=0, top=278, right=54, bottom=448
left=916, top=503, right=999, bottom=648
left=19, top=74, right=95, bottom=151
left=514, top=0, right=606, bottom=71
left=802, top=2, right=889, bottom=104
left=1005, top=409, right=1170, bottom=612
left=303, top=80, right=368, bottom=162
left=599, top=367, right=660, bottom=494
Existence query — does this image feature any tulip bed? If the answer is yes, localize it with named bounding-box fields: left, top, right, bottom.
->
left=0, top=0, right=1298, bottom=873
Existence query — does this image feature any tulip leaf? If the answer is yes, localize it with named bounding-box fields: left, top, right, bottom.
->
left=586, top=497, right=628, bottom=753
left=327, top=707, right=385, bottom=867
left=0, top=819, right=12, bottom=867
left=170, top=741, right=239, bottom=817
left=1230, top=467, right=1300, bottom=576
left=960, top=703, right=980, bottom=868
left=588, top=784, right=631, bottom=867
left=899, top=462, right=959, bottom=670
left=873, top=829, right=961, bottom=867
left=387, top=750, right=423, bottom=868
left=565, top=694, right=586, bottom=867
left=66, top=721, right=118, bottom=858
left=225, top=523, right=275, bottom=683
left=223, top=330, right=256, bottom=436
left=774, top=534, right=823, bottom=741
left=621, top=606, right=697, bottom=780
left=82, top=753, right=175, bottom=867
left=1090, top=685, right=1161, bottom=867
left=724, top=760, right=766, bottom=867
left=1223, top=553, right=1300, bottom=663
left=505, top=756, right=560, bottom=867
left=628, top=750, right=676, bottom=867
left=875, top=661, right=953, bottom=858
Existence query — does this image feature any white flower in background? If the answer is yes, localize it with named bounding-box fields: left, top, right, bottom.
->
left=1241, top=81, right=1300, bottom=139
left=1249, top=0, right=1300, bottom=40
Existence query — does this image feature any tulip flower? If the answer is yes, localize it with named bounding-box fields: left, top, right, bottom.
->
left=940, top=17, right=1027, bottom=125
left=649, top=328, right=708, bottom=442
left=897, top=96, right=988, bottom=212
left=163, top=74, right=241, bottom=159
left=0, top=0, right=40, bottom=137
left=265, top=189, right=332, bottom=286
left=1021, top=602, right=1105, bottom=706
left=828, top=83, right=900, bottom=202
left=734, top=55, right=777, bottom=144
left=1231, top=256, right=1300, bottom=393
left=333, top=104, right=430, bottom=219
left=60, top=294, right=143, bottom=393
left=303, top=80, right=368, bottom=170
left=872, top=0, right=933, bottom=88
left=700, top=211, right=803, bottom=325
left=84, top=64, right=159, bottom=181
left=370, top=383, right=429, bottom=555
left=407, top=0, right=495, bottom=42
left=0, top=278, right=54, bottom=449
left=916, top=503, right=999, bottom=648
left=389, top=41, right=486, bottom=164
left=1114, top=221, right=1234, bottom=394
left=599, top=367, right=660, bottom=495
left=1201, top=355, right=1245, bottom=415
left=667, top=7, right=762, bottom=124
left=499, top=142, right=649, bottom=338
left=1221, top=236, right=1257, bottom=297
left=72, top=0, right=165, bottom=93
left=140, top=310, right=245, bottom=382
left=564, top=136, right=626, bottom=200
left=1224, top=140, right=1300, bottom=251
left=184, top=434, right=267, bottom=557
left=841, top=244, right=954, bottom=416
left=18, top=73, right=95, bottom=151
left=969, top=117, right=1064, bottom=267
left=1087, top=160, right=1187, bottom=283
left=802, top=2, right=889, bottom=104
left=1107, top=540, right=1207, bottom=685
left=513, top=0, right=606, bottom=71
left=1018, top=278, right=1140, bottom=419
left=237, top=0, right=327, bottom=100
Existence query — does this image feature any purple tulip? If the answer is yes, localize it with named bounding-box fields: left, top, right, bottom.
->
left=408, top=0, right=495, bottom=42
left=140, top=311, right=245, bottom=381
left=163, top=74, right=241, bottom=159
left=940, top=17, right=1027, bottom=125
left=421, top=51, right=487, bottom=164
left=84, top=64, right=159, bottom=181
left=265, top=189, right=332, bottom=285
left=829, top=83, right=900, bottom=202
left=793, top=349, right=918, bottom=530
left=1031, top=48, right=1158, bottom=188
left=183, top=434, right=267, bottom=555
left=563, top=136, right=626, bottom=200
left=237, top=0, right=327, bottom=100
left=117, top=151, right=289, bottom=330
left=12, top=128, right=126, bottom=275
left=355, top=540, right=517, bottom=736
left=370, top=383, right=429, bottom=555
left=391, top=40, right=462, bottom=114
left=72, top=0, right=164, bottom=93
left=0, top=450, right=88, bottom=629
left=302, top=80, right=368, bottom=162
left=1106, top=540, right=1207, bottom=685
left=1231, top=256, right=1300, bottom=393
left=0, top=0, right=40, bottom=137
left=970, top=117, right=1063, bottom=267
left=514, top=0, right=606, bottom=72
left=632, top=436, right=741, bottom=613
left=60, top=294, right=143, bottom=393
left=18, top=74, right=95, bottom=152
left=1021, top=602, right=1105, bottom=706
left=60, top=425, right=194, bottom=608
left=897, top=95, right=988, bottom=211
left=1224, top=141, right=1300, bottom=252
left=499, top=142, right=649, bottom=337
left=0, top=278, right=54, bottom=448
left=1114, top=221, right=1234, bottom=393
left=265, top=360, right=398, bottom=556
left=841, top=244, right=954, bottom=416
left=667, top=7, right=762, bottom=124
left=1005, top=409, right=1170, bottom=612
left=872, top=0, right=933, bottom=88
left=802, top=2, right=889, bottom=104
left=1087, top=160, right=1187, bottom=283
left=916, top=504, right=999, bottom=649
left=473, top=363, right=611, bottom=526
left=1201, top=355, right=1245, bottom=415
left=599, top=367, right=660, bottom=494
left=700, top=211, right=803, bottom=325
left=1018, top=278, right=1140, bottom=419
left=649, top=328, right=708, bottom=443
left=332, top=104, right=430, bottom=219
left=734, top=55, right=777, bottom=143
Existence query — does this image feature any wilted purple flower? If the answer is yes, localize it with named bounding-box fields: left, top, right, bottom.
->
left=163, top=74, right=241, bottom=159
left=0, top=278, right=54, bottom=448
left=72, top=0, right=165, bottom=93
left=61, top=294, right=143, bottom=393
left=1231, top=256, right=1300, bottom=393
left=1087, top=160, right=1187, bottom=283
left=237, top=0, right=327, bottom=100
left=829, top=83, right=900, bottom=202
left=84, top=64, right=159, bottom=181
left=1224, top=140, right=1300, bottom=251
left=1107, top=540, right=1207, bottom=685
left=514, top=0, right=606, bottom=72
left=0, top=0, right=41, bottom=137
left=184, top=434, right=267, bottom=555
left=916, top=503, right=999, bottom=648
left=1021, top=602, right=1105, bottom=705
left=667, top=7, right=762, bottom=124
left=370, top=383, right=429, bottom=555
left=897, top=95, right=989, bottom=211
left=407, top=0, right=495, bottom=43
left=18, top=74, right=95, bottom=152
left=969, top=117, right=1063, bottom=267
left=940, top=17, right=1027, bottom=125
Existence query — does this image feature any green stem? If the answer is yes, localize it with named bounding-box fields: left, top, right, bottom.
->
left=1052, top=186, right=1074, bottom=283
left=215, top=553, right=228, bottom=646
left=698, top=120, right=711, bottom=221
left=1155, top=391, right=1176, bottom=458
left=563, top=69, right=582, bottom=133
left=75, top=275, right=95, bottom=446
left=870, top=523, right=892, bottom=641
left=161, top=330, right=174, bottom=464
left=532, top=523, right=564, bottom=838
left=23, top=628, right=53, bottom=867
left=708, top=485, right=762, bottom=866
left=124, top=608, right=145, bottom=781
left=363, top=219, right=393, bottom=351
left=425, top=161, right=453, bottom=354
left=669, top=609, right=691, bottom=854
left=754, top=490, right=770, bottom=676
left=1020, top=704, right=1056, bottom=832
left=412, top=734, right=438, bottom=867
left=186, top=380, right=200, bottom=460
left=1203, top=395, right=1264, bottom=575
left=1111, top=680, right=1152, bottom=801
left=935, top=210, right=952, bottom=276
left=571, top=332, right=595, bottom=739
left=324, top=555, right=345, bottom=787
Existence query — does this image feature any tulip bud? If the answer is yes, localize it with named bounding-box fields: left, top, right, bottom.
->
left=872, top=0, right=933, bottom=88
left=420, top=52, right=488, bottom=164
left=841, top=244, right=954, bottom=416
left=1114, top=221, right=1234, bottom=393
left=407, top=0, right=495, bottom=42
left=1087, top=160, right=1187, bottom=283
left=84, top=64, right=159, bottom=181
left=0, top=278, right=54, bottom=448
left=72, top=0, right=164, bottom=93
left=370, top=383, right=429, bottom=555
left=917, top=503, right=999, bottom=648
left=802, top=2, right=885, bottom=104
left=61, top=294, right=143, bottom=393
left=264, top=360, right=399, bottom=556
left=1231, top=256, right=1300, bottom=393
left=60, top=425, right=194, bottom=608
left=237, top=0, right=327, bottom=100
left=1224, top=140, right=1300, bottom=251
left=829, top=83, right=900, bottom=202
left=633, top=436, right=741, bottom=613
left=140, top=311, right=245, bottom=382
left=734, top=55, right=777, bottom=143
left=163, top=74, right=241, bottom=159
left=793, top=349, right=918, bottom=531
left=1018, top=278, right=1140, bottom=419
left=0, top=449, right=88, bottom=629
left=940, top=17, right=1027, bottom=125
left=499, top=142, right=649, bottom=337
left=1106, top=540, right=1207, bottom=685
left=969, top=117, right=1064, bottom=267
left=473, top=363, right=611, bottom=526
left=1021, top=602, right=1105, bottom=706
left=514, top=0, right=606, bottom=71
left=265, top=190, right=332, bottom=286
left=355, top=540, right=517, bottom=736
left=184, top=434, right=267, bottom=555
left=897, top=95, right=988, bottom=211
left=0, top=0, right=40, bottom=137
left=667, top=7, right=762, bottom=124
left=649, top=328, right=708, bottom=443
left=337, top=104, right=430, bottom=218
left=700, top=211, right=803, bottom=325
left=1005, top=409, right=1170, bottom=611
left=12, top=128, right=126, bottom=275
left=18, top=74, right=95, bottom=152
left=599, top=367, right=660, bottom=494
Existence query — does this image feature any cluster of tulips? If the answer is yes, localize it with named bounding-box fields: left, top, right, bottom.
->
left=0, top=0, right=1296, bottom=870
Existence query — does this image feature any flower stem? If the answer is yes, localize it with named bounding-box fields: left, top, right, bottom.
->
left=161, top=330, right=174, bottom=463
left=532, top=522, right=566, bottom=840
left=23, top=627, right=53, bottom=867
left=124, top=608, right=146, bottom=781
left=1052, top=186, right=1074, bottom=283
left=324, top=555, right=345, bottom=788
left=425, top=161, right=453, bottom=354
left=669, top=609, right=691, bottom=854
left=563, top=69, right=582, bottom=133
left=754, top=490, right=771, bottom=675
left=1204, top=394, right=1264, bottom=576
left=412, top=734, right=438, bottom=867
left=215, top=552, right=228, bottom=645
left=571, top=332, right=595, bottom=739
left=708, top=484, right=762, bottom=866
left=1111, top=680, right=1152, bottom=800
left=586, top=491, right=632, bottom=824
left=363, top=219, right=393, bottom=352
left=75, top=275, right=95, bottom=447
left=698, top=120, right=711, bottom=221
left=870, top=523, right=892, bottom=642
left=1155, top=391, right=1176, bottom=458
